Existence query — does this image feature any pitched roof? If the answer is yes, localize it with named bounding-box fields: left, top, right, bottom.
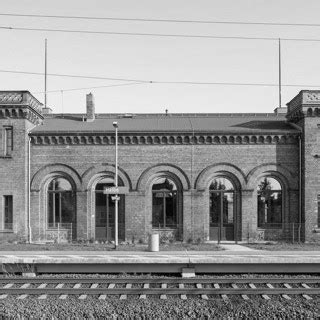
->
left=30, top=113, right=299, bottom=135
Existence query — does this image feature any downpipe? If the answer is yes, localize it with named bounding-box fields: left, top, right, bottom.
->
left=28, top=134, right=32, bottom=244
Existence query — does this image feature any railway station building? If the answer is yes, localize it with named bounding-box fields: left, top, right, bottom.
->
left=0, top=90, right=319, bottom=243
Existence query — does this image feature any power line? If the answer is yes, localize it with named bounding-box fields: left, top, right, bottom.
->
left=2, top=68, right=320, bottom=88
left=0, top=69, right=148, bottom=83
left=2, top=25, right=320, bottom=42
left=0, top=12, right=320, bottom=28
left=32, top=82, right=145, bottom=94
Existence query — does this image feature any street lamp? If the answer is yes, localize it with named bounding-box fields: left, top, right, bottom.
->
left=113, top=121, right=119, bottom=248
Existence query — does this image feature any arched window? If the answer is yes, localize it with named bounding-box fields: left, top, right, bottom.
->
left=152, top=177, right=178, bottom=229
left=257, top=177, right=282, bottom=228
left=209, top=177, right=235, bottom=241
left=48, top=177, right=75, bottom=228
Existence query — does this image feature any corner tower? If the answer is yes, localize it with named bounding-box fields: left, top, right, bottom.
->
left=0, top=91, right=43, bottom=241
left=287, top=90, right=320, bottom=241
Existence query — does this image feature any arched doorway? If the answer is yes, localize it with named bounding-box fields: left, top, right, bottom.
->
left=47, top=177, right=76, bottom=239
left=209, top=177, right=236, bottom=241
left=152, top=177, right=183, bottom=240
left=257, top=176, right=282, bottom=228
left=95, top=177, right=125, bottom=241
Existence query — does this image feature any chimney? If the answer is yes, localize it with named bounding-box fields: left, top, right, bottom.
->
left=86, top=93, right=95, bottom=122
left=274, top=106, right=287, bottom=115
left=42, top=106, right=52, bottom=114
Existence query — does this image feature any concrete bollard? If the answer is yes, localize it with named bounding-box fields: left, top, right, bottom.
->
left=148, top=233, right=159, bottom=252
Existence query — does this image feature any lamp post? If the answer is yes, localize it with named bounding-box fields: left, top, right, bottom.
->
left=113, top=121, right=119, bottom=248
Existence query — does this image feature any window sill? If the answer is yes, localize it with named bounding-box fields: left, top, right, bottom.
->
left=312, top=228, right=320, bottom=233
left=257, top=227, right=282, bottom=230
left=0, top=155, right=12, bottom=159
left=0, top=230, right=13, bottom=233
left=152, top=227, right=178, bottom=230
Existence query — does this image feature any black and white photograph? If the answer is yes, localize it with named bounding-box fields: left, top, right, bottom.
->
left=1, top=0, right=320, bottom=318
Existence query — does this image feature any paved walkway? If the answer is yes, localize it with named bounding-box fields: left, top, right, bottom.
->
left=218, top=244, right=257, bottom=251
left=1, top=250, right=320, bottom=264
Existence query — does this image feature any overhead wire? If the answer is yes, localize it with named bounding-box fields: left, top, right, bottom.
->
left=2, top=69, right=320, bottom=88
left=1, top=26, right=320, bottom=42
left=32, top=82, right=146, bottom=94
left=0, top=13, right=320, bottom=28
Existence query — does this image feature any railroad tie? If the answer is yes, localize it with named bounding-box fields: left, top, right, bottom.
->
left=214, top=283, right=228, bottom=300
left=73, top=283, right=87, bottom=300
left=179, top=283, right=187, bottom=300
left=160, top=283, right=167, bottom=300
left=282, top=283, right=292, bottom=300
left=37, top=283, right=48, bottom=300
left=232, top=283, right=249, bottom=300
left=301, top=283, right=313, bottom=300
left=139, top=283, right=149, bottom=299
left=17, top=283, right=30, bottom=300
left=249, top=283, right=270, bottom=300
left=99, top=283, right=115, bottom=300
left=57, top=283, right=67, bottom=300
left=196, top=283, right=208, bottom=300
left=120, top=283, right=131, bottom=300
left=0, top=283, right=14, bottom=299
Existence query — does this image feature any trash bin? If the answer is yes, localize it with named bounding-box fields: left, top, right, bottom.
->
left=148, top=233, right=159, bottom=252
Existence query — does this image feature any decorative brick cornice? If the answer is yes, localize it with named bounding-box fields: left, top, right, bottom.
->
left=30, top=133, right=300, bottom=146
left=0, top=91, right=44, bottom=125
left=0, top=107, right=42, bottom=125
left=287, top=90, right=320, bottom=122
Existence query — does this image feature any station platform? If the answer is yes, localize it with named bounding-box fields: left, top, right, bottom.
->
left=0, top=247, right=320, bottom=275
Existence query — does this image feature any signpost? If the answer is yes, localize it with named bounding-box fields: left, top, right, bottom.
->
left=103, top=186, right=129, bottom=195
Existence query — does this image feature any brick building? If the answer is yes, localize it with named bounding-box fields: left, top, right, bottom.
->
left=0, top=90, right=320, bottom=243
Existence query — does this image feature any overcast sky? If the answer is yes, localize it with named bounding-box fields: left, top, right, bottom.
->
left=1, top=0, right=320, bottom=114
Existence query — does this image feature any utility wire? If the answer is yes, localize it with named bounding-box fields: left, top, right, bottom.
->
left=0, top=12, right=319, bottom=28
left=32, top=82, right=145, bottom=94
left=0, top=69, right=148, bottom=83
left=2, top=25, right=320, bottom=42
left=2, top=68, right=320, bottom=88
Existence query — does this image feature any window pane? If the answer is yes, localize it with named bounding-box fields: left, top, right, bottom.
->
left=95, top=193, right=106, bottom=227
left=49, top=178, right=72, bottom=191
left=223, top=193, right=234, bottom=225
left=152, top=178, right=177, bottom=191
left=257, top=177, right=281, bottom=191
left=165, top=192, right=177, bottom=228
left=4, top=196, right=13, bottom=229
left=5, top=128, right=13, bottom=156
left=54, top=193, right=59, bottom=225
left=258, top=191, right=282, bottom=227
left=152, top=192, right=164, bottom=228
left=60, top=192, right=75, bottom=223
left=210, top=192, right=220, bottom=226
left=209, top=178, right=234, bottom=191
left=48, top=193, right=54, bottom=225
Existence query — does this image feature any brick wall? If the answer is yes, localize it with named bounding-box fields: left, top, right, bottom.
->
left=0, top=118, right=35, bottom=239
left=29, top=140, right=299, bottom=242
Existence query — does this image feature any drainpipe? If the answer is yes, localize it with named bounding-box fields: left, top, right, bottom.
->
left=188, top=118, right=195, bottom=241
left=298, top=135, right=302, bottom=241
left=28, top=134, right=32, bottom=243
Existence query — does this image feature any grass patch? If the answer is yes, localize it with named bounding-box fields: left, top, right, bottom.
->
left=0, top=241, right=223, bottom=252
left=243, top=242, right=320, bottom=251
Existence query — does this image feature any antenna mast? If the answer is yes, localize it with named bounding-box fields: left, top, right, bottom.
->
left=278, top=38, right=282, bottom=108
left=44, top=38, right=47, bottom=108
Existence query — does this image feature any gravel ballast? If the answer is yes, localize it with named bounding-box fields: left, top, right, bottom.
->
left=0, top=297, right=320, bottom=318
left=0, top=274, right=320, bottom=318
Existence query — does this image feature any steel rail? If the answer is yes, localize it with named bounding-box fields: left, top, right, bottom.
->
left=0, top=287, right=320, bottom=295
left=0, top=277, right=319, bottom=284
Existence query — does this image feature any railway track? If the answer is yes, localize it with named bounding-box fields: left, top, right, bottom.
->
left=0, top=277, right=319, bottom=300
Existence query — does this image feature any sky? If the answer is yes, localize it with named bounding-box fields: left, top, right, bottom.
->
left=1, top=0, right=320, bottom=114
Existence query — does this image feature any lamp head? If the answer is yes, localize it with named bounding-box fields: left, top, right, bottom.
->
left=112, top=121, right=118, bottom=128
